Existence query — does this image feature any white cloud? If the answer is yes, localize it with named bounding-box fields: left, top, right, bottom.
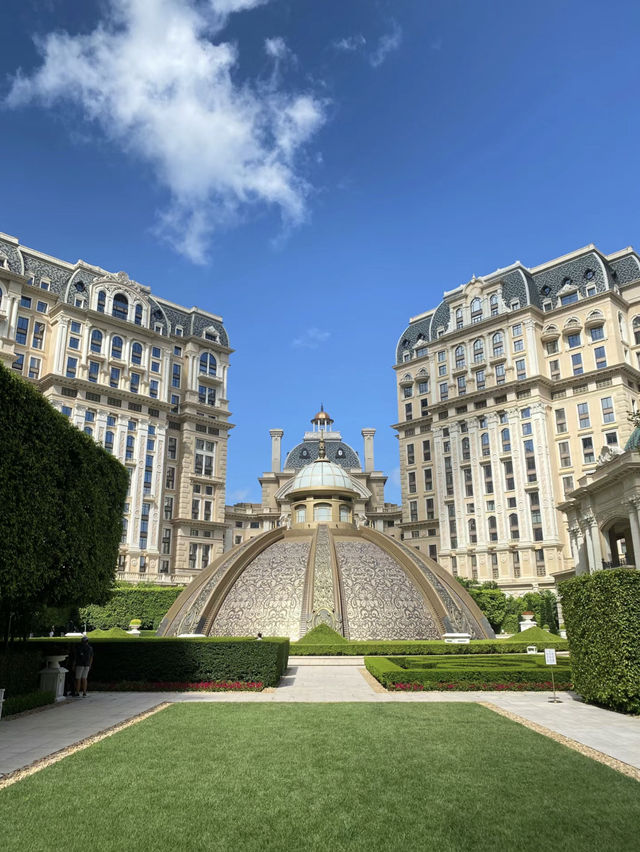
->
left=291, top=327, right=331, bottom=349
left=227, top=487, right=251, bottom=503
left=332, top=34, right=367, bottom=52
left=5, top=0, right=326, bottom=263
left=265, top=36, right=288, bottom=60
left=369, top=22, right=402, bottom=67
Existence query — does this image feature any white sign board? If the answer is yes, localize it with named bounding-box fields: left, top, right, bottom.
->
left=544, top=648, right=557, bottom=666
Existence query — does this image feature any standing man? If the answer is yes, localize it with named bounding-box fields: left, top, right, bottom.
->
left=75, top=636, right=93, bottom=697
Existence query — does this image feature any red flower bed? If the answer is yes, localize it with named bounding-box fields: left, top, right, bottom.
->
left=390, top=681, right=573, bottom=692
left=92, top=680, right=264, bottom=692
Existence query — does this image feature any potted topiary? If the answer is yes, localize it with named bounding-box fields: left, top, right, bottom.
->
left=127, top=618, right=142, bottom=636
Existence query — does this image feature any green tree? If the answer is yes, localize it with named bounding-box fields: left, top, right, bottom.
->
left=0, top=366, right=128, bottom=641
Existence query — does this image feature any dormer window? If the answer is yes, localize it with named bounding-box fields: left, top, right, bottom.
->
left=175, top=326, right=183, bottom=337
left=560, top=290, right=578, bottom=306
left=134, top=304, right=143, bottom=326
left=97, top=290, right=106, bottom=313
left=455, top=308, right=464, bottom=329
left=489, top=293, right=499, bottom=316
left=40, top=278, right=50, bottom=291
left=541, top=285, right=551, bottom=296
left=336, top=448, right=345, bottom=459
left=584, top=268, right=595, bottom=281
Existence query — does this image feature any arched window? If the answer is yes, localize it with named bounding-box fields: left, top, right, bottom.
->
left=509, top=513, right=519, bottom=539
left=455, top=307, right=464, bottom=329
left=455, top=345, right=466, bottom=369
left=488, top=516, right=498, bottom=541
left=339, top=505, right=350, bottom=523
left=470, top=297, right=483, bottom=322
left=199, top=353, right=217, bottom=376
left=633, top=316, right=640, bottom=345
left=131, top=342, right=143, bottom=365
left=481, top=432, right=490, bottom=456
left=461, top=436, right=470, bottom=460
left=468, top=519, right=477, bottom=543
left=501, top=428, right=511, bottom=453
left=90, top=329, right=103, bottom=354
left=97, top=290, right=106, bottom=313
left=314, top=503, right=332, bottom=522
left=112, top=293, right=128, bottom=320
left=492, top=331, right=504, bottom=357
left=111, top=336, right=123, bottom=359
left=295, top=505, right=306, bottom=524
left=490, top=293, right=499, bottom=316
left=134, top=304, right=143, bottom=326
left=473, top=338, right=484, bottom=363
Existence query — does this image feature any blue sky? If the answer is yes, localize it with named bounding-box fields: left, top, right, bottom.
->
left=2, top=0, right=640, bottom=502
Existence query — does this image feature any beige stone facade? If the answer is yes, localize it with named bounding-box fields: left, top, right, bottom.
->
left=224, top=409, right=402, bottom=547
left=0, top=232, right=232, bottom=586
left=394, top=244, right=640, bottom=593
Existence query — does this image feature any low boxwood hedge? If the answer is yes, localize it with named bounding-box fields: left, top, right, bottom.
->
left=365, top=654, right=572, bottom=690
left=291, top=637, right=568, bottom=656
left=2, top=690, right=55, bottom=718
left=24, top=637, right=290, bottom=688
left=0, top=648, right=43, bottom=697
left=560, top=569, right=640, bottom=714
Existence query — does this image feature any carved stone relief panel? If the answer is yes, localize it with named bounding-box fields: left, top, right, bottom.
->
left=335, top=540, right=439, bottom=640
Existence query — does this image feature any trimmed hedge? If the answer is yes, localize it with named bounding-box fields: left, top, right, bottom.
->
left=560, top=569, right=640, bottom=714
left=0, top=649, right=42, bottom=696
left=2, top=690, right=55, bottom=718
left=79, top=584, right=185, bottom=631
left=0, top=364, right=128, bottom=640
left=291, top=637, right=568, bottom=656
left=366, top=654, right=572, bottom=690
left=25, top=637, right=290, bottom=688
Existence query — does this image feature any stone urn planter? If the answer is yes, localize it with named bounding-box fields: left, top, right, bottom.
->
left=39, top=655, right=69, bottom=701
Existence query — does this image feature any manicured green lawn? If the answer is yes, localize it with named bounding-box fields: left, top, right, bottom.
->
left=1, top=704, right=638, bottom=851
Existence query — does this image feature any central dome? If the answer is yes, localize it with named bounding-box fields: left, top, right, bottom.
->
left=289, top=460, right=357, bottom=494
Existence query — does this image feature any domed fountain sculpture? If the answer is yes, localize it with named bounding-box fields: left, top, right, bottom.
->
left=159, top=427, right=493, bottom=641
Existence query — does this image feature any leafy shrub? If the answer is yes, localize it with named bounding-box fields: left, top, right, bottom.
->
left=299, top=624, right=348, bottom=644
left=560, top=570, right=640, bottom=714
left=291, top=637, right=567, bottom=656
left=79, top=584, right=184, bottom=631
left=0, top=649, right=42, bottom=696
left=366, top=655, right=572, bottom=690
left=2, top=690, right=55, bottom=717
left=26, top=637, right=290, bottom=688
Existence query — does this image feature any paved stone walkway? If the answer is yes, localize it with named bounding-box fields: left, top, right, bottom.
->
left=2, top=660, right=639, bottom=778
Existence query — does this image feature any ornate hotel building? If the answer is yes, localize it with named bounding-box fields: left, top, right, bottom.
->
left=0, top=232, right=232, bottom=586
left=394, top=244, right=640, bottom=593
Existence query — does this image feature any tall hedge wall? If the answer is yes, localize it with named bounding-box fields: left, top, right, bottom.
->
left=23, top=637, right=290, bottom=688
left=79, top=584, right=185, bottom=631
left=560, top=569, right=640, bottom=714
left=0, top=365, right=128, bottom=640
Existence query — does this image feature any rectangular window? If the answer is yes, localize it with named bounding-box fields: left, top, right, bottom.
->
left=15, top=316, right=29, bottom=345
left=194, top=439, right=215, bottom=477
left=423, top=468, right=433, bottom=491
left=70, top=321, right=81, bottom=334
left=88, top=360, right=100, bottom=383
left=572, top=353, right=583, bottom=375
left=149, top=379, right=159, bottom=398
left=503, top=459, right=514, bottom=490
left=409, top=500, right=418, bottom=522
left=439, top=382, right=448, bottom=401
left=407, top=472, right=417, bottom=494
left=68, top=336, right=80, bottom=350
left=28, top=357, right=40, bottom=379
left=151, top=361, right=161, bottom=373
left=577, top=402, right=590, bottom=428
left=545, top=340, right=559, bottom=355
left=172, top=363, right=181, bottom=388
left=561, top=292, right=579, bottom=306
left=515, top=359, right=526, bottom=380
left=549, top=359, right=560, bottom=380
left=482, top=463, right=493, bottom=495
left=164, top=496, right=174, bottom=520
left=403, top=386, right=413, bottom=399
left=198, top=385, right=216, bottom=406
left=476, top=368, right=486, bottom=390
left=130, top=372, right=140, bottom=394
left=511, top=323, right=522, bottom=337
left=601, top=396, right=614, bottom=423
left=406, top=443, right=415, bottom=465
left=457, top=375, right=466, bottom=395
left=594, top=346, right=607, bottom=369
left=567, top=333, right=581, bottom=348
left=20, top=296, right=32, bottom=309
left=590, top=326, right=604, bottom=341
left=66, top=357, right=77, bottom=378
left=495, top=364, right=506, bottom=384
left=110, top=367, right=120, bottom=388
left=605, top=431, right=618, bottom=446
left=32, top=322, right=45, bottom=350
left=422, top=440, right=431, bottom=461
left=513, top=338, right=524, bottom=353
left=562, top=475, right=574, bottom=494
left=558, top=441, right=571, bottom=467
left=582, top=436, right=595, bottom=464
left=555, top=408, right=567, bottom=433
left=418, top=381, right=428, bottom=395
left=165, top=467, right=175, bottom=489
left=404, top=402, right=413, bottom=420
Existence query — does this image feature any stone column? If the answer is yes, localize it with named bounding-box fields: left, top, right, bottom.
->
left=585, top=514, right=602, bottom=571
left=627, top=500, right=640, bottom=568
left=361, top=428, right=376, bottom=472
left=270, top=429, right=284, bottom=472
left=581, top=519, right=595, bottom=574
